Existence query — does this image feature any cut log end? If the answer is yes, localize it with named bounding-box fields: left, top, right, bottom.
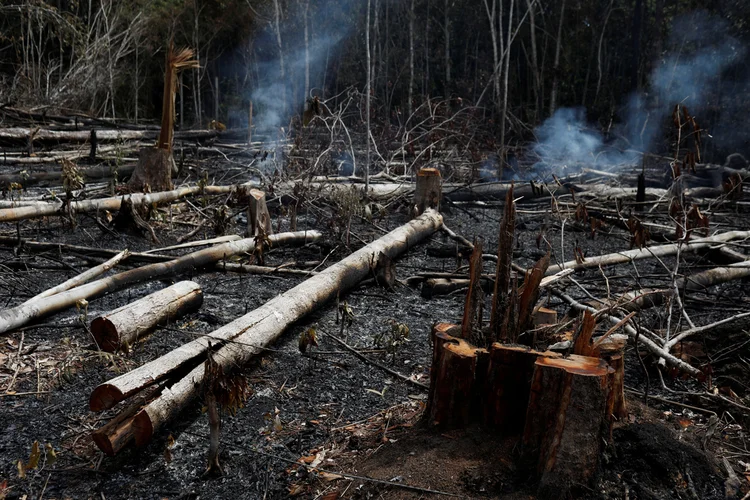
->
left=132, top=409, right=155, bottom=447
left=90, top=384, right=127, bottom=412
left=92, top=416, right=135, bottom=456
left=91, top=317, right=119, bottom=352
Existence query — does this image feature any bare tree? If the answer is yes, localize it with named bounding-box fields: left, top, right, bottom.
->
left=549, top=0, right=566, bottom=116
left=408, top=0, right=415, bottom=118
left=366, top=0, right=372, bottom=189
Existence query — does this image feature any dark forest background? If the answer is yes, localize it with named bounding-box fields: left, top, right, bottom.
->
left=2, top=0, right=750, bottom=164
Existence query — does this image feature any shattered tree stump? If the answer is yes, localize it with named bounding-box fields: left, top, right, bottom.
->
left=523, top=355, right=614, bottom=498
left=484, top=343, right=552, bottom=433
left=598, top=334, right=628, bottom=419
left=91, top=281, right=203, bottom=352
left=246, top=188, right=273, bottom=237
left=128, top=147, right=175, bottom=192
left=427, top=323, right=617, bottom=497
left=414, top=167, right=442, bottom=215
left=426, top=323, right=487, bottom=429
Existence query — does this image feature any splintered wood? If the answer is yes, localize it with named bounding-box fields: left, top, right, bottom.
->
left=426, top=188, right=623, bottom=499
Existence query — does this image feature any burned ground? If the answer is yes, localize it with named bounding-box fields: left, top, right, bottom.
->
left=0, top=150, right=749, bottom=500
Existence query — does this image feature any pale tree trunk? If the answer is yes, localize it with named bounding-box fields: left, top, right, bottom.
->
left=273, top=0, right=286, bottom=118
left=424, top=0, right=430, bottom=97
left=303, top=0, right=310, bottom=101
left=192, top=4, right=202, bottom=127
left=384, top=1, right=390, bottom=117
left=444, top=0, right=450, bottom=98
left=594, top=0, right=614, bottom=105
left=499, top=0, right=514, bottom=151
left=525, top=0, right=541, bottom=119
left=549, top=0, right=566, bottom=116
left=408, top=0, right=415, bottom=118
left=365, top=0, right=371, bottom=189
left=482, top=0, right=502, bottom=113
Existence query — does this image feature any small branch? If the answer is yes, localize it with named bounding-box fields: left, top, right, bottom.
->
left=326, top=332, right=428, bottom=390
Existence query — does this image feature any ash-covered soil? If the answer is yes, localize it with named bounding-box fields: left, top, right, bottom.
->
left=0, top=158, right=748, bottom=499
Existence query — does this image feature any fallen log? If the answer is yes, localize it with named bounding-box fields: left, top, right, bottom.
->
left=90, top=210, right=443, bottom=451
left=0, top=230, right=320, bottom=335
left=24, top=250, right=129, bottom=303
left=0, top=184, right=237, bottom=223
left=0, top=127, right=217, bottom=145
left=546, top=230, right=750, bottom=276
left=0, top=238, right=172, bottom=263
left=91, top=281, right=203, bottom=352
left=0, top=163, right=136, bottom=188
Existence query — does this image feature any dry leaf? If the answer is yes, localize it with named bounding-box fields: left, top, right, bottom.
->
left=288, top=484, right=305, bottom=496
left=26, top=441, right=41, bottom=470
left=44, top=443, right=57, bottom=466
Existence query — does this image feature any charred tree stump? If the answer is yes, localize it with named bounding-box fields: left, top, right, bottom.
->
left=414, top=167, right=442, bottom=215
left=426, top=323, right=488, bottom=429
left=89, top=129, right=97, bottom=161
left=246, top=189, right=273, bottom=237
left=523, top=355, right=614, bottom=499
left=128, top=147, right=175, bottom=192
left=91, top=281, right=203, bottom=352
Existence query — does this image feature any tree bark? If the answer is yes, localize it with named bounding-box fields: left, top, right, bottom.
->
left=426, top=323, right=488, bottom=429
left=91, top=281, right=203, bottom=352
left=245, top=189, right=273, bottom=237
left=128, top=147, right=174, bottom=192
left=90, top=210, right=443, bottom=424
left=523, top=355, right=613, bottom=498
left=548, top=0, right=566, bottom=116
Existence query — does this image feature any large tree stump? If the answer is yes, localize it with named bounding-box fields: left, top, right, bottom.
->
left=414, top=167, right=442, bottom=215
left=426, top=323, right=488, bottom=429
left=523, top=355, right=614, bottom=499
left=484, top=343, right=553, bottom=434
left=246, top=189, right=273, bottom=237
left=91, top=281, right=203, bottom=352
left=128, top=147, right=175, bottom=192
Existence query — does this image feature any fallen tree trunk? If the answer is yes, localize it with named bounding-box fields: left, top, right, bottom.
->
left=0, top=127, right=217, bottom=144
left=0, top=184, right=237, bottom=223
left=92, top=281, right=203, bottom=352
left=0, top=163, right=136, bottom=188
left=0, top=230, right=320, bottom=335
left=24, top=250, right=129, bottom=303
left=0, top=238, right=172, bottom=263
left=90, top=210, right=443, bottom=451
left=546, top=230, right=750, bottom=276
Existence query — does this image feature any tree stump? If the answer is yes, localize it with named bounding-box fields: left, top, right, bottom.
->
left=523, top=355, right=614, bottom=499
left=484, top=343, right=552, bottom=433
left=128, top=147, right=175, bottom=192
left=597, top=334, right=627, bottom=419
left=414, top=167, right=442, bottom=215
left=246, top=189, right=273, bottom=237
left=426, top=323, right=488, bottom=429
